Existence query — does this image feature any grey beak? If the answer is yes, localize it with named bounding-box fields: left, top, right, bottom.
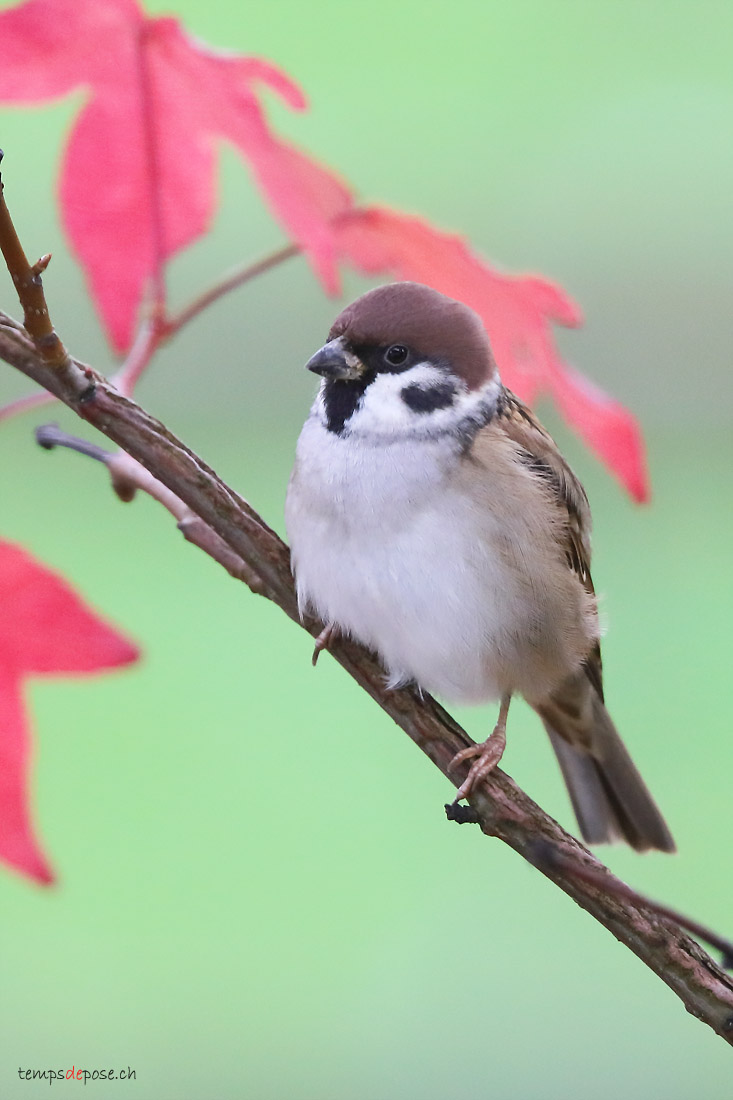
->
left=305, top=337, right=364, bottom=381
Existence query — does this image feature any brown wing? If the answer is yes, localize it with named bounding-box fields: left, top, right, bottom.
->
left=494, top=388, right=604, bottom=700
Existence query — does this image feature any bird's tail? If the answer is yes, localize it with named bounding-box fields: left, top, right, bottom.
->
left=536, top=671, right=675, bottom=852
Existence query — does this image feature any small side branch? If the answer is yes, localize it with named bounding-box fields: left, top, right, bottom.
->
left=113, top=244, right=299, bottom=396
left=113, top=317, right=162, bottom=398
left=35, top=424, right=264, bottom=590
left=530, top=841, right=733, bottom=969
left=164, top=243, right=300, bottom=338
left=0, top=154, right=70, bottom=371
left=0, top=388, right=55, bottom=423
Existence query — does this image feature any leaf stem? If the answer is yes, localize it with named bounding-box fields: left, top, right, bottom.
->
left=0, top=387, right=56, bottom=422
left=135, top=23, right=167, bottom=319
left=113, top=243, right=301, bottom=395
left=113, top=316, right=161, bottom=397
left=164, top=242, right=300, bottom=337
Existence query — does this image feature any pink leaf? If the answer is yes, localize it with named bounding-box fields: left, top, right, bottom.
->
left=0, top=0, right=350, bottom=350
left=0, top=668, right=52, bottom=883
left=0, top=540, right=139, bottom=883
left=334, top=208, right=650, bottom=502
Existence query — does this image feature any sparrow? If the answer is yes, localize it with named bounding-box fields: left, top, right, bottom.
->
left=285, top=281, right=675, bottom=852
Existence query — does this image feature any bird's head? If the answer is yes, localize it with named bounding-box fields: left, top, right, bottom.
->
left=305, top=282, right=499, bottom=437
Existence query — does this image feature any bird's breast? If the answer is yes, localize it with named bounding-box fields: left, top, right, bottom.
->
left=286, top=417, right=595, bottom=703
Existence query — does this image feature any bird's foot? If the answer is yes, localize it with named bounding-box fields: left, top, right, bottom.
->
left=448, top=694, right=511, bottom=802
left=312, top=623, right=339, bottom=666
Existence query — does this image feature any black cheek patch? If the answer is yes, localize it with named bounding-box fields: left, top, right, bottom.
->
left=400, top=379, right=457, bottom=414
left=323, top=372, right=374, bottom=434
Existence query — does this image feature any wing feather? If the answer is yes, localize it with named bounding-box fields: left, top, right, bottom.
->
left=493, top=388, right=604, bottom=699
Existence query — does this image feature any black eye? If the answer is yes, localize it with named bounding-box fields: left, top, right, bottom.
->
left=384, top=344, right=409, bottom=367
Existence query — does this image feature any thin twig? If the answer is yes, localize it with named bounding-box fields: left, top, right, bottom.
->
left=0, top=387, right=56, bottom=422
left=162, top=206, right=363, bottom=338
left=530, top=840, right=733, bottom=970
left=113, top=316, right=163, bottom=397
left=35, top=423, right=263, bottom=588
left=164, top=243, right=300, bottom=337
left=113, top=244, right=300, bottom=395
left=36, top=423, right=110, bottom=463
left=0, top=153, right=70, bottom=371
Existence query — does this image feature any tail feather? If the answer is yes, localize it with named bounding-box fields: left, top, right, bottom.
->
left=537, top=674, right=675, bottom=853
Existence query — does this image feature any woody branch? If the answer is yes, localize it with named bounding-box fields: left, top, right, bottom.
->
left=0, top=183, right=732, bottom=1048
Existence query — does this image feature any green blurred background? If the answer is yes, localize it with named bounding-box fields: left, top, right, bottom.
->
left=1, top=0, right=732, bottom=1096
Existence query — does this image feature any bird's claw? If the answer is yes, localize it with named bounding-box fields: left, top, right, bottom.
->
left=312, top=623, right=339, bottom=666
left=449, top=727, right=507, bottom=803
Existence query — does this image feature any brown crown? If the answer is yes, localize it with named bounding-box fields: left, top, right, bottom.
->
left=329, top=282, right=496, bottom=391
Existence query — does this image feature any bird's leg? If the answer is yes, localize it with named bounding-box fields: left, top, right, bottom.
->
left=312, top=623, right=339, bottom=666
left=448, top=693, right=512, bottom=803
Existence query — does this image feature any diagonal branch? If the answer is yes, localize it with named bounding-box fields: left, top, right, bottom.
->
left=1, top=309, right=733, bottom=1046
left=36, top=421, right=733, bottom=969
left=1, top=163, right=731, bottom=1046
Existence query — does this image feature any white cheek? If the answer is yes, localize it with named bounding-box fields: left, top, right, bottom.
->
left=354, top=362, right=444, bottom=433
left=343, top=364, right=501, bottom=440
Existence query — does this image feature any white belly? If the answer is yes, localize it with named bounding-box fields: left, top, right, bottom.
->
left=286, top=415, right=589, bottom=704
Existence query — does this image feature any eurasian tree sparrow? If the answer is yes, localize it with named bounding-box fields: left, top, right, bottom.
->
left=285, top=282, right=675, bottom=852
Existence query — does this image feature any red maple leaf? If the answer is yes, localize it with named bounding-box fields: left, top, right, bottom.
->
left=0, top=540, right=139, bottom=883
left=0, top=0, right=649, bottom=501
left=0, top=0, right=350, bottom=352
left=334, top=208, right=650, bottom=502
